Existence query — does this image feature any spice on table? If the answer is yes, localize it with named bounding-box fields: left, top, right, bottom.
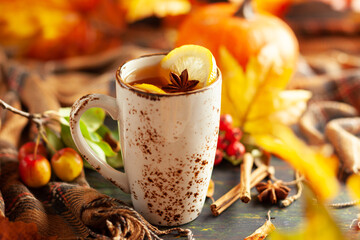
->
left=244, top=210, right=276, bottom=240
left=240, top=153, right=254, bottom=203
left=210, top=164, right=275, bottom=216
left=256, top=180, right=291, bottom=204
left=280, top=171, right=303, bottom=207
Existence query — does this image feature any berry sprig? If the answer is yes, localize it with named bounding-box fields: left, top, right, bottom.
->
left=215, top=114, right=246, bottom=166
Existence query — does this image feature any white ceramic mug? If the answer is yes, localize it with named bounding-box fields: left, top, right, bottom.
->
left=69, top=54, right=222, bottom=226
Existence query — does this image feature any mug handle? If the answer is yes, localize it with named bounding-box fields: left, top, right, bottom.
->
left=69, top=94, right=130, bottom=193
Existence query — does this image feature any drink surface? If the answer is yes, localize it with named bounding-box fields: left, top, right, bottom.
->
left=127, top=65, right=169, bottom=90
left=124, top=45, right=218, bottom=94
left=130, top=76, right=168, bottom=89
left=126, top=65, right=204, bottom=94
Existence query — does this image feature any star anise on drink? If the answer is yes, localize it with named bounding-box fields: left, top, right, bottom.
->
left=162, top=69, right=199, bottom=93
left=255, top=180, right=291, bottom=204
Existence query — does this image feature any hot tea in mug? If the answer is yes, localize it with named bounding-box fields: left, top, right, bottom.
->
left=70, top=45, right=222, bottom=226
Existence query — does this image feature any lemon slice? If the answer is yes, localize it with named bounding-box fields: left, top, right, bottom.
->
left=160, top=45, right=217, bottom=88
left=132, top=83, right=166, bottom=94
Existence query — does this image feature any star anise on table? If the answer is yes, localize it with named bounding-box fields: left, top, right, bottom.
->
left=162, top=69, right=199, bottom=93
left=255, top=180, right=291, bottom=204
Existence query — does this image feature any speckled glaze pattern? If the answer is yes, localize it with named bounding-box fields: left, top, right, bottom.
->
left=70, top=54, right=222, bottom=226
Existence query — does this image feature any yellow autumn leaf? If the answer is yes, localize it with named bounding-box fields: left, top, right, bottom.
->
left=270, top=189, right=346, bottom=240
left=219, top=46, right=309, bottom=131
left=121, top=0, right=191, bottom=23
left=347, top=173, right=360, bottom=202
left=219, top=47, right=338, bottom=200
left=252, top=125, right=339, bottom=201
left=270, top=90, right=312, bottom=125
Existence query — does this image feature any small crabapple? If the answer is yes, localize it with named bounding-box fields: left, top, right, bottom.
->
left=51, top=148, right=83, bottom=182
left=19, top=154, right=51, bottom=188
left=18, top=142, right=47, bottom=161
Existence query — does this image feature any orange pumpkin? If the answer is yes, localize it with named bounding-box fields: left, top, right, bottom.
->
left=176, top=0, right=298, bottom=74
left=254, top=0, right=292, bottom=17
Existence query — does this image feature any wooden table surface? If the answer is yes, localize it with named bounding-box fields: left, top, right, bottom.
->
left=86, top=158, right=360, bottom=239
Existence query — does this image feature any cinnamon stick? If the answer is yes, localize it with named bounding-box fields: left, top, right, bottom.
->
left=240, top=153, right=254, bottom=203
left=210, top=165, right=274, bottom=216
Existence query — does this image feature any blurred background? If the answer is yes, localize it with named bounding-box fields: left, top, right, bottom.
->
left=1, top=1, right=360, bottom=238
left=1, top=0, right=359, bottom=65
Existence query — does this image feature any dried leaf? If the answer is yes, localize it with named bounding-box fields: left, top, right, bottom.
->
left=244, top=212, right=276, bottom=240
left=207, top=179, right=215, bottom=199
left=270, top=189, right=346, bottom=240
left=121, top=0, right=191, bottom=23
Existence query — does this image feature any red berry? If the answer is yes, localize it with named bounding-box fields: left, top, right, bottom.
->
left=217, top=134, right=230, bottom=150
left=219, top=114, right=233, bottom=132
left=214, top=149, right=223, bottom=166
left=225, top=127, right=243, bottom=143
left=226, top=141, right=245, bottom=159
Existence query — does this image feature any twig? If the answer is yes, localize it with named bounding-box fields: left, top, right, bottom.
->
left=328, top=199, right=360, bottom=209
left=0, top=99, right=43, bottom=126
left=280, top=171, right=303, bottom=207
left=38, top=126, right=57, bottom=153
left=267, top=210, right=271, bottom=221
left=270, top=170, right=305, bottom=186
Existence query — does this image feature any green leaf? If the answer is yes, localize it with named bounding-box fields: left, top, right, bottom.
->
left=93, top=140, right=117, bottom=157
left=96, top=124, right=110, bottom=138
left=96, top=122, right=119, bottom=141
left=44, top=126, right=64, bottom=155
left=88, top=130, right=102, bottom=142
left=81, top=107, right=106, bottom=132
left=60, top=124, right=78, bottom=150
left=223, top=154, right=242, bottom=166
left=79, top=120, right=93, bottom=140
left=58, top=108, right=71, bottom=125
left=106, top=153, right=123, bottom=168
left=57, top=107, right=120, bottom=170
left=58, top=107, right=105, bottom=132
left=85, top=139, right=106, bottom=161
left=83, top=160, right=93, bottom=169
left=59, top=107, right=71, bottom=117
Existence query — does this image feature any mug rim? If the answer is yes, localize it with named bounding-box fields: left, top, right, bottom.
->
left=116, top=53, right=221, bottom=97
